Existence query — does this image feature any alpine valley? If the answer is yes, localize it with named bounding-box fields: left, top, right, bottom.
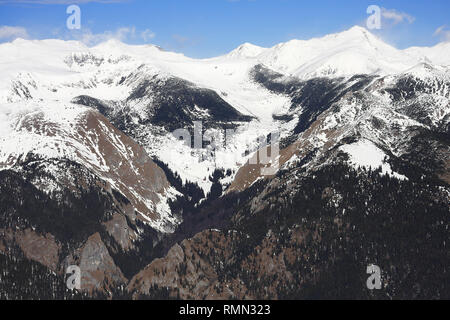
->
left=0, top=26, right=448, bottom=299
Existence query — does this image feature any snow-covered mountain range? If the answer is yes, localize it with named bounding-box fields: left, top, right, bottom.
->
left=0, top=25, right=449, bottom=229
left=0, top=25, right=449, bottom=297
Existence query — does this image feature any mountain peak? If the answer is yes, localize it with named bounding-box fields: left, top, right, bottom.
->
left=228, top=42, right=266, bottom=58
left=347, top=25, right=369, bottom=34
left=326, top=25, right=378, bottom=43
left=90, top=38, right=132, bottom=57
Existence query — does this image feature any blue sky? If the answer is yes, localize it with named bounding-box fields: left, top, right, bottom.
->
left=0, top=0, right=449, bottom=58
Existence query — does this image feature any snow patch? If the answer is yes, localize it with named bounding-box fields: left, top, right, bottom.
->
left=340, top=140, right=408, bottom=180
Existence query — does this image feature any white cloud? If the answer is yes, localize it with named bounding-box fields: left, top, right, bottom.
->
left=66, top=26, right=155, bottom=45
left=0, top=24, right=155, bottom=45
left=381, top=8, right=415, bottom=25
left=434, top=25, right=450, bottom=42
left=74, top=27, right=134, bottom=45
left=0, top=25, right=28, bottom=40
left=141, top=29, right=155, bottom=42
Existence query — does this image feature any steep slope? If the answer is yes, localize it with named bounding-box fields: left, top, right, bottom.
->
left=0, top=100, right=178, bottom=232
left=228, top=63, right=450, bottom=192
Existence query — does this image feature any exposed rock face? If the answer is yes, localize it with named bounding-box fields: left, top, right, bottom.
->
left=128, top=230, right=250, bottom=300
left=0, top=228, right=60, bottom=272
left=64, top=233, right=127, bottom=293
left=15, top=229, right=60, bottom=272
left=0, top=104, right=178, bottom=232
left=78, top=111, right=173, bottom=228
left=103, top=213, right=137, bottom=251
left=227, top=111, right=342, bottom=193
